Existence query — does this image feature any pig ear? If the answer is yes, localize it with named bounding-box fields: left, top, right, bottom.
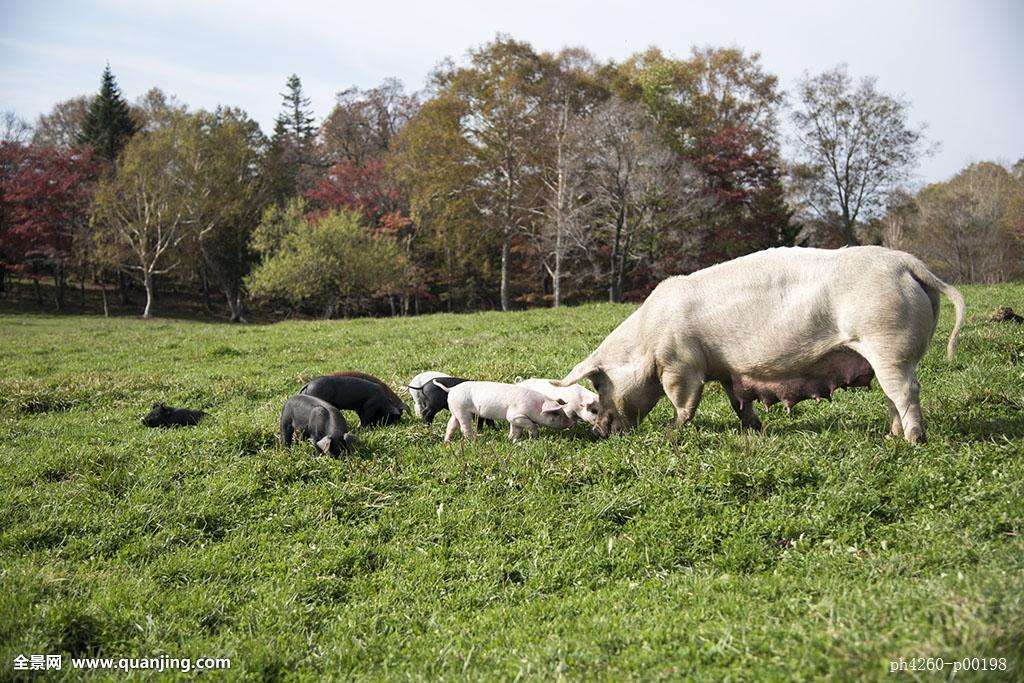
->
left=316, top=436, right=332, bottom=454
left=552, top=357, right=599, bottom=387
left=541, top=400, right=564, bottom=414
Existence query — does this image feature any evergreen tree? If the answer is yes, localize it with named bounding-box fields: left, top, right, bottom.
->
left=279, top=74, right=316, bottom=144
left=77, top=65, right=138, bottom=162
left=262, top=75, right=318, bottom=203
left=262, top=116, right=299, bottom=204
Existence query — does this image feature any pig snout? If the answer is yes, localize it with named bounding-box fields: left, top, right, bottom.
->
left=592, top=408, right=627, bottom=438
left=550, top=411, right=574, bottom=430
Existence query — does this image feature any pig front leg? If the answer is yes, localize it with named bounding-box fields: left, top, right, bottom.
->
left=508, top=416, right=535, bottom=441
left=661, top=368, right=705, bottom=434
left=280, top=412, right=294, bottom=447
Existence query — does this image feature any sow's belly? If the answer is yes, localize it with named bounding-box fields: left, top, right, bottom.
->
left=730, top=348, right=874, bottom=410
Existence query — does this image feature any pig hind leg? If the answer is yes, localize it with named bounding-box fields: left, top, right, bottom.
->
left=875, top=363, right=924, bottom=444
left=848, top=281, right=934, bottom=444
left=444, top=415, right=461, bottom=443
left=853, top=342, right=926, bottom=444
left=450, top=406, right=477, bottom=441
left=885, top=397, right=904, bottom=437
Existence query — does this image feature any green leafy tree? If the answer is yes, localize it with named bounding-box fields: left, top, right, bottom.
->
left=78, top=65, right=138, bottom=162
left=251, top=197, right=308, bottom=259
left=616, top=47, right=791, bottom=263
left=390, top=93, right=493, bottom=311
left=619, top=46, right=783, bottom=156
left=91, top=116, right=193, bottom=317
left=414, top=35, right=549, bottom=311
left=248, top=208, right=406, bottom=317
left=132, top=87, right=187, bottom=132
left=176, top=108, right=268, bottom=322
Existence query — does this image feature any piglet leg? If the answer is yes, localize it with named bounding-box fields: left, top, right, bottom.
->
left=508, top=416, right=533, bottom=442
left=444, top=415, right=460, bottom=443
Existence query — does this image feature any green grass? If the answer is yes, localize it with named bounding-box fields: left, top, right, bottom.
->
left=1, top=284, right=1022, bottom=680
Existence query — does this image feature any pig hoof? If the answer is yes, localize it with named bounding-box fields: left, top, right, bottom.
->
left=743, top=418, right=763, bottom=432
left=665, top=425, right=688, bottom=444
left=904, top=427, right=926, bottom=445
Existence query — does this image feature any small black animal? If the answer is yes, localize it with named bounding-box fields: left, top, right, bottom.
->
left=280, top=394, right=357, bottom=457
left=414, top=376, right=495, bottom=429
left=141, top=403, right=206, bottom=428
left=301, top=375, right=403, bottom=427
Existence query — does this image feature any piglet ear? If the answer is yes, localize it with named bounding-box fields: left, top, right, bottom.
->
left=316, top=436, right=332, bottom=454
left=541, top=400, right=563, bottom=414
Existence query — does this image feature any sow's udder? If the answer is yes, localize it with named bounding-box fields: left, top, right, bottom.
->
left=731, top=348, right=874, bottom=410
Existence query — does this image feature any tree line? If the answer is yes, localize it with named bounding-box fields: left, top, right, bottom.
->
left=2, top=36, right=1022, bottom=320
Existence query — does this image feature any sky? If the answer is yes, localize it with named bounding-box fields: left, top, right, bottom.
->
left=1, top=0, right=1021, bottom=183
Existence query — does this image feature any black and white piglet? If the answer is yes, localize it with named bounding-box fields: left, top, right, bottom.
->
left=411, top=376, right=496, bottom=429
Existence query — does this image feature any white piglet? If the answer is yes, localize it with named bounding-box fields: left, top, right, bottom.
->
left=433, top=380, right=574, bottom=442
left=516, top=378, right=600, bottom=426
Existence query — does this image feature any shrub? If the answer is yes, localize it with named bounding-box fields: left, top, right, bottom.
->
left=247, top=207, right=406, bottom=317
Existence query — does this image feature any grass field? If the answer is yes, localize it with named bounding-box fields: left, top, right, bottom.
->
left=1, top=284, right=1022, bottom=680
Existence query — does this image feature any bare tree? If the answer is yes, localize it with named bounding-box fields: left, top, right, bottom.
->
left=1, top=111, right=31, bottom=144
left=444, top=36, right=548, bottom=311
left=879, top=189, right=917, bottom=251
left=791, top=65, right=930, bottom=246
left=572, top=98, right=704, bottom=302
left=535, top=47, right=605, bottom=306
left=320, top=78, right=420, bottom=165
left=33, top=97, right=90, bottom=149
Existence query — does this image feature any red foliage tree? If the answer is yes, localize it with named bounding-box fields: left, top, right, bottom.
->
left=689, top=126, right=793, bottom=265
left=0, top=141, right=98, bottom=306
left=305, top=159, right=403, bottom=226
